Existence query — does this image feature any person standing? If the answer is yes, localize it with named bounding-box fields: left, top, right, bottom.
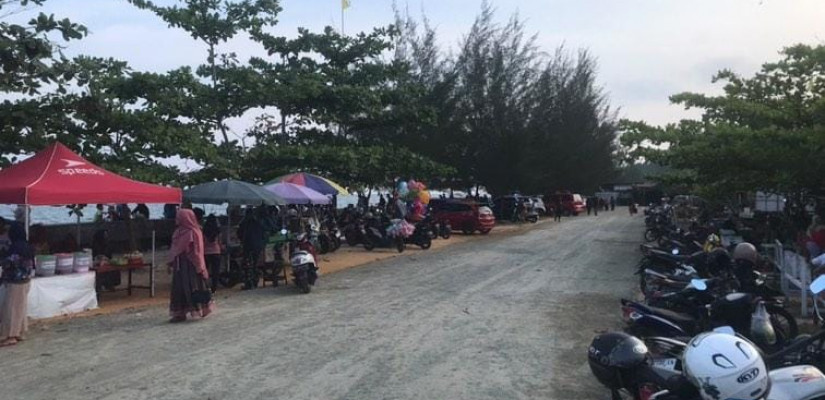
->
left=0, top=223, right=33, bottom=346
left=554, top=198, right=563, bottom=222
left=93, top=204, right=105, bottom=222
left=378, top=194, right=386, bottom=209
left=586, top=197, right=593, bottom=216
left=593, top=197, right=599, bottom=216
left=203, top=215, right=222, bottom=293
left=132, top=203, right=150, bottom=220
left=167, top=209, right=214, bottom=322
left=610, top=197, right=616, bottom=211
left=237, top=208, right=265, bottom=290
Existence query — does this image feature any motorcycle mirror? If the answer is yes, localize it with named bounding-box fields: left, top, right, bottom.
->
left=712, top=326, right=735, bottom=335
left=811, top=275, right=825, bottom=295
left=671, top=248, right=680, bottom=255
left=690, top=279, right=707, bottom=291
left=280, top=229, right=288, bottom=235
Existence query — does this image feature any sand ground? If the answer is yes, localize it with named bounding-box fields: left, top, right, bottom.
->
left=1, top=210, right=640, bottom=400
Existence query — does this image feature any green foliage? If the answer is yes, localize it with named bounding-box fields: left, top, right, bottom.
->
left=245, top=142, right=455, bottom=190
left=1, top=0, right=618, bottom=196
left=621, top=44, right=825, bottom=197
left=391, top=3, right=618, bottom=195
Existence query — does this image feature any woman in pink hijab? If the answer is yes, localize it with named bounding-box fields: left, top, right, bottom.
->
left=167, top=209, right=214, bottom=322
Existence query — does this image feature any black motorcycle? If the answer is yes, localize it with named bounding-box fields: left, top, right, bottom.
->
left=425, top=215, right=451, bottom=240
left=404, top=221, right=433, bottom=250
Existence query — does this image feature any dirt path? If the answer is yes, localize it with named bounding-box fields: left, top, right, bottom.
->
left=0, top=211, right=641, bottom=400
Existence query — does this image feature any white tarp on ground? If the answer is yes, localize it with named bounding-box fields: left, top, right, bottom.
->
left=0, top=272, right=98, bottom=319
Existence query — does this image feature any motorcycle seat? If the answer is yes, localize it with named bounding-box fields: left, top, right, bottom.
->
left=647, top=249, right=703, bottom=264
left=643, top=305, right=698, bottom=331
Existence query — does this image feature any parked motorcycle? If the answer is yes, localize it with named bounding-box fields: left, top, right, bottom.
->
left=289, top=236, right=318, bottom=294
left=621, top=279, right=798, bottom=351
left=589, top=328, right=825, bottom=400
left=426, top=215, right=451, bottom=240
left=362, top=215, right=404, bottom=253
left=403, top=221, right=433, bottom=250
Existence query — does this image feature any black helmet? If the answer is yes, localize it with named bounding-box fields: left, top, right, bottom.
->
left=588, top=332, right=649, bottom=389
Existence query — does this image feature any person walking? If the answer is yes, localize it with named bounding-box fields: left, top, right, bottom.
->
left=167, top=209, right=214, bottom=322
left=586, top=197, right=593, bottom=216
left=592, top=196, right=599, bottom=216
left=203, top=215, right=222, bottom=293
left=0, top=223, right=33, bottom=346
left=610, top=197, right=616, bottom=211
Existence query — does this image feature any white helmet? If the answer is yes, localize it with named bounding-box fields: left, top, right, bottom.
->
left=683, top=332, right=769, bottom=400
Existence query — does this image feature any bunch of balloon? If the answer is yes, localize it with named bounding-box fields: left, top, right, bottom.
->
left=401, top=179, right=430, bottom=222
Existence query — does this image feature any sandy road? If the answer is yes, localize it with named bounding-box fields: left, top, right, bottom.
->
left=1, top=212, right=641, bottom=400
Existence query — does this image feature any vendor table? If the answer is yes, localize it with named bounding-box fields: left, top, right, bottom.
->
left=0, top=272, right=98, bottom=319
left=95, top=263, right=154, bottom=301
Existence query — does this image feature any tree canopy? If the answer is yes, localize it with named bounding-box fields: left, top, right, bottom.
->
left=0, top=0, right=621, bottom=196
left=621, top=44, right=825, bottom=198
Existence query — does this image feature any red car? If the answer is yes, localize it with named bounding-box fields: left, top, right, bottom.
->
left=547, top=192, right=586, bottom=216
left=430, top=199, right=495, bottom=235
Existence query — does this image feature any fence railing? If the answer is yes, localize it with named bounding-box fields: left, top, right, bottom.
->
left=764, top=240, right=812, bottom=316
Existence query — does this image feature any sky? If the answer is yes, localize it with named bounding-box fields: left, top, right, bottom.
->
left=15, top=0, right=825, bottom=128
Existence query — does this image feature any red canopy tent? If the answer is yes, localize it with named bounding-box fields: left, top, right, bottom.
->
left=0, top=142, right=181, bottom=206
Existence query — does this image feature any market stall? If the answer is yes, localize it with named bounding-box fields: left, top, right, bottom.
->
left=0, top=142, right=182, bottom=318
left=0, top=272, right=97, bottom=319
left=183, top=179, right=285, bottom=286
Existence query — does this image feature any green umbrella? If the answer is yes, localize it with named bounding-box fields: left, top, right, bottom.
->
left=183, top=179, right=285, bottom=205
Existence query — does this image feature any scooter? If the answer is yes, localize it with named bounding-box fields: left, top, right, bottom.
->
left=289, top=232, right=319, bottom=294
left=621, top=279, right=797, bottom=351
left=403, top=221, right=433, bottom=250
left=363, top=216, right=404, bottom=253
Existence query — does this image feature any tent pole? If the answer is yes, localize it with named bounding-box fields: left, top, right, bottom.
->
left=151, top=230, right=156, bottom=297
left=24, top=205, right=29, bottom=239
left=225, top=212, right=231, bottom=272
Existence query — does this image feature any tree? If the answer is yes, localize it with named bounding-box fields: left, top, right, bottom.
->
left=0, top=0, right=87, bottom=162
left=128, top=0, right=281, bottom=146
left=620, top=44, right=825, bottom=198
left=390, top=3, right=618, bottom=196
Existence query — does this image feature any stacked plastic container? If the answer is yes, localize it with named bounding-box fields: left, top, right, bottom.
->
left=55, top=253, right=74, bottom=274
left=35, top=255, right=57, bottom=277
left=73, top=249, right=93, bottom=273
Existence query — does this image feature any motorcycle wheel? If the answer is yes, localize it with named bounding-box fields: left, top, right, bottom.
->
left=644, top=228, right=659, bottom=242
left=331, top=236, right=341, bottom=252
left=396, top=238, right=405, bottom=253
left=319, top=235, right=331, bottom=255
left=462, top=227, right=474, bottom=235
left=295, top=276, right=311, bottom=294
left=363, top=238, right=376, bottom=251
left=218, top=272, right=240, bottom=288
left=440, top=229, right=451, bottom=240
left=346, top=232, right=359, bottom=246
left=767, top=306, right=799, bottom=345
left=419, top=236, right=432, bottom=250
